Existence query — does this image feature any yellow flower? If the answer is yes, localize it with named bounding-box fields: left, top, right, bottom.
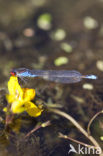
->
left=5, top=76, right=43, bottom=117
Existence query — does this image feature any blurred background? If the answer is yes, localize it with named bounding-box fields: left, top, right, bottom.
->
left=0, top=0, right=103, bottom=156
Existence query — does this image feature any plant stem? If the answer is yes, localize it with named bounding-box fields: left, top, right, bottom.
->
left=87, top=110, right=103, bottom=135
left=59, top=132, right=97, bottom=149
left=49, top=108, right=103, bottom=155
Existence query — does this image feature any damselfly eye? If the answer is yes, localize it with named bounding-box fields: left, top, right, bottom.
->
left=10, top=71, right=16, bottom=76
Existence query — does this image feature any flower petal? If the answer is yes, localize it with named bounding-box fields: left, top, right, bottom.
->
left=6, top=76, right=43, bottom=118
left=23, top=88, right=35, bottom=102
left=25, top=102, right=43, bottom=117
left=6, top=94, right=15, bottom=103
left=11, top=101, right=25, bottom=114
left=7, top=76, right=23, bottom=101
left=3, top=107, right=7, bottom=112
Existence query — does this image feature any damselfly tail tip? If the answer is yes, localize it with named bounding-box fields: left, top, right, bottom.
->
left=84, top=75, right=98, bottom=80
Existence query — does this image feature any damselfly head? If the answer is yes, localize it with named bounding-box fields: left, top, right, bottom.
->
left=10, top=70, right=16, bottom=76
left=10, top=68, right=27, bottom=77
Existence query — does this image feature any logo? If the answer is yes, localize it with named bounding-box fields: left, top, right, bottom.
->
left=68, top=144, right=101, bottom=155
